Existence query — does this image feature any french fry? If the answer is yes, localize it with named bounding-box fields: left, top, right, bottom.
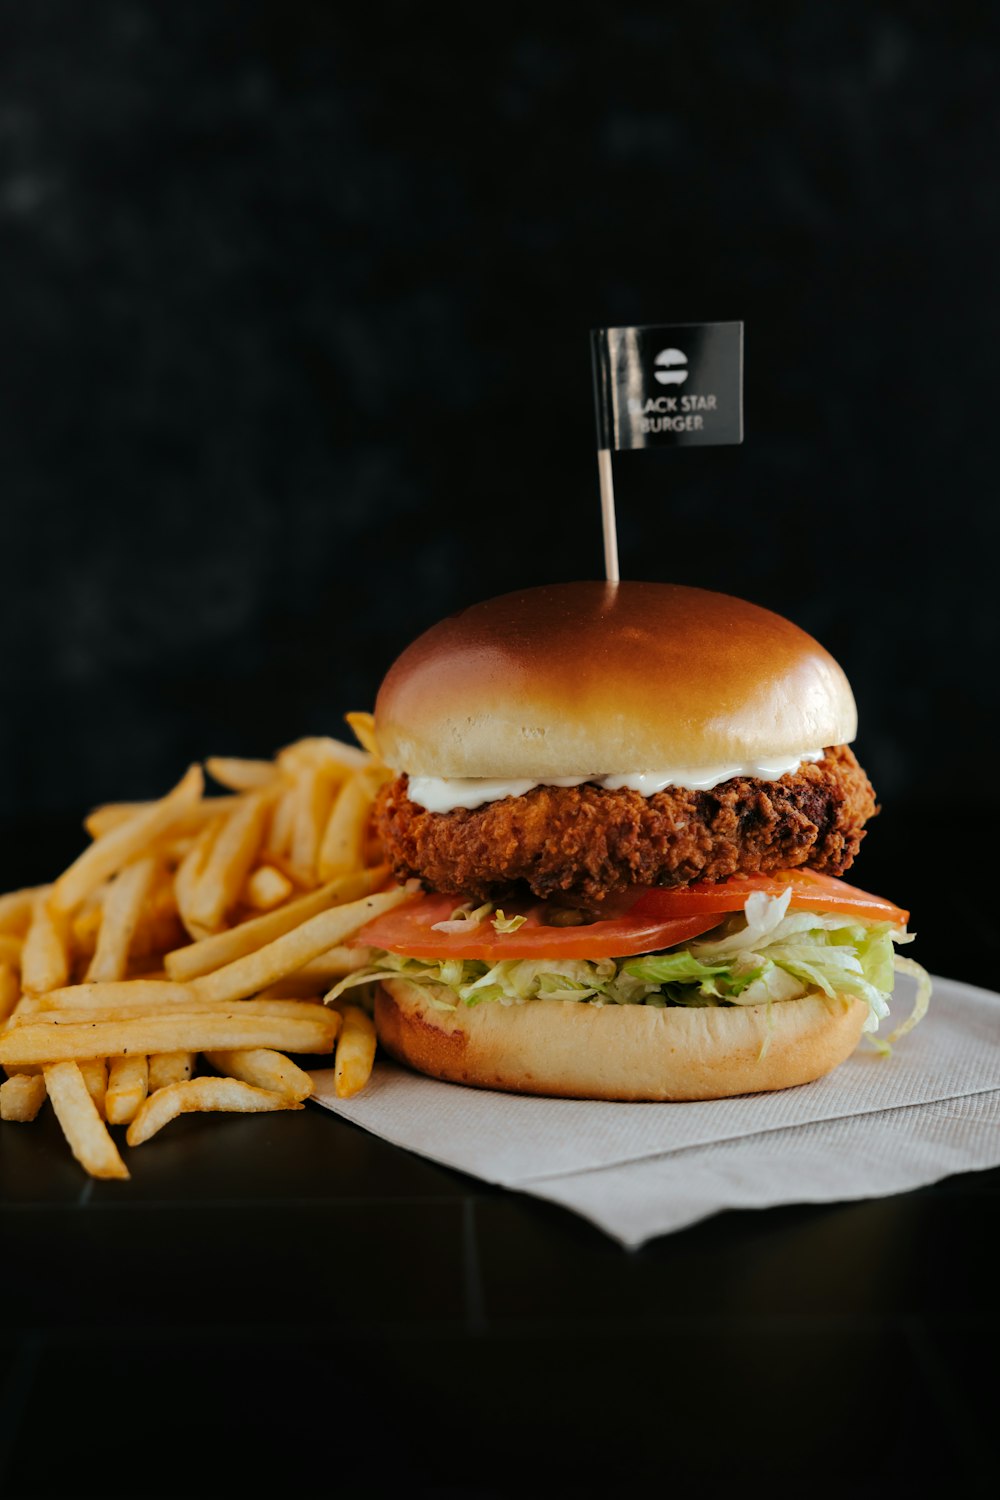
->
left=147, top=1051, right=196, bottom=1091
left=43, top=1060, right=129, bottom=1179
left=51, top=764, right=204, bottom=915
left=333, top=1004, right=378, bottom=1099
left=344, top=711, right=380, bottom=759
left=204, top=1048, right=314, bottom=1102
left=318, top=772, right=377, bottom=882
left=174, top=817, right=221, bottom=940
left=0, top=963, right=19, bottom=1025
left=1, top=1010, right=340, bottom=1066
left=0, top=934, right=23, bottom=967
left=71, top=903, right=103, bottom=958
left=289, top=765, right=340, bottom=885
left=86, top=856, right=157, bottom=983
left=205, top=756, right=277, bottom=792
left=188, top=887, right=408, bottom=1006
left=105, top=1054, right=148, bottom=1125
left=259, top=946, right=373, bottom=997
left=78, top=1057, right=108, bottom=1118
left=84, top=798, right=244, bottom=846
left=0, top=729, right=397, bottom=1173
left=188, top=790, right=272, bottom=931
left=276, top=736, right=368, bottom=774
left=16, top=994, right=328, bottom=1023
left=26, top=979, right=193, bottom=1011
left=127, top=1076, right=302, bottom=1147
left=84, top=796, right=240, bottom=841
left=0, top=885, right=47, bottom=937
left=261, top=780, right=296, bottom=862
left=164, top=865, right=390, bottom=981
left=21, top=896, right=70, bottom=996
left=156, top=833, right=197, bottom=864
left=0, top=1071, right=47, bottom=1122
left=127, top=877, right=185, bottom=961
left=243, top=864, right=293, bottom=911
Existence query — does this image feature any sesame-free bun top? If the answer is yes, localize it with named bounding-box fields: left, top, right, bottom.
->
left=374, top=581, right=857, bottom=779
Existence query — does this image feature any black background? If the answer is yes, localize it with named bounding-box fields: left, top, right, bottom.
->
left=3, top=10, right=1000, bottom=1497
left=2, top=3, right=998, bottom=979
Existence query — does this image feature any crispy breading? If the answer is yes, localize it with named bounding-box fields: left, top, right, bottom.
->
left=375, top=746, right=878, bottom=904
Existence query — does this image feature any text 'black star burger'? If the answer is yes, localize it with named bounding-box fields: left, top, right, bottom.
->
left=333, top=582, right=930, bottom=1101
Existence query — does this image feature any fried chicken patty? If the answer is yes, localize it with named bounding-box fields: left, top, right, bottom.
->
left=375, top=746, right=878, bottom=904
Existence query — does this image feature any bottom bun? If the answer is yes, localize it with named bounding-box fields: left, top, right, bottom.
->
left=374, top=978, right=869, bottom=1102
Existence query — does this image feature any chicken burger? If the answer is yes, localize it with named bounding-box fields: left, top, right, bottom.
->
left=334, top=581, right=929, bottom=1100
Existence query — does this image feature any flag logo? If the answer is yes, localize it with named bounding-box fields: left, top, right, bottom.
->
left=653, top=348, right=688, bottom=385
left=590, top=322, right=743, bottom=450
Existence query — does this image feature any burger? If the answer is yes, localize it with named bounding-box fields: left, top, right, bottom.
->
left=334, top=581, right=929, bottom=1101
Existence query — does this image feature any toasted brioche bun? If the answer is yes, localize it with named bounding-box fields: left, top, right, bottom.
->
left=374, top=581, right=857, bottom=779
left=374, top=977, right=869, bottom=1102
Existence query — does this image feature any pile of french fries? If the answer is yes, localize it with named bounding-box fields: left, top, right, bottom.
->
left=0, top=715, right=406, bottom=1179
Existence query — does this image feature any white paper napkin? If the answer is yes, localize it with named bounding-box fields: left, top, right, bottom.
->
left=310, top=972, right=1000, bottom=1246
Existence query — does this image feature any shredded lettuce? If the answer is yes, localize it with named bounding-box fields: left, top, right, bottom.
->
left=325, top=890, right=931, bottom=1039
left=431, top=900, right=494, bottom=934
left=492, top=909, right=528, bottom=934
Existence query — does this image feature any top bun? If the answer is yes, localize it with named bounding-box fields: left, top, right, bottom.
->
left=374, top=581, right=857, bottom=779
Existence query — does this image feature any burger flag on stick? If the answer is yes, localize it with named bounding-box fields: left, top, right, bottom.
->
left=589, top=321, right=744, bottom=579
left=329, top=327, right=930, bottom=1102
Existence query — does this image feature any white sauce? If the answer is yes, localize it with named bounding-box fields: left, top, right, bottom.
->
left=407, top=751, right=826, bottom=813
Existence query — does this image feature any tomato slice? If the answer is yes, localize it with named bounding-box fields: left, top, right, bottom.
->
left=357, top=869, right=908, bottom=962
left=635, top=869, right=909, bottom=925
left=354, top=891, right=723, bottom=961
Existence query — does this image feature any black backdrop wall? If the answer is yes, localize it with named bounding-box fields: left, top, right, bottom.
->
left=2, top=3, right=998, bottom=982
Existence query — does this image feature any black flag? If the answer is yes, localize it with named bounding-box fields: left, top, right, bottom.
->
left=591, top=322, right=744, bottom=450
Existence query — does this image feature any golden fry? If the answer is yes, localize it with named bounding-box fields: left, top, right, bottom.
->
left=276, top=736, right=368, bottom=774
left=289, top=766, right=338, bottom=885
left=333, top=1003, right=378, bottom=1098
left=259, top=945, right=373, bottom=997
left=105, top=1053, right=149, bottom=1125
left=261, top=781, right=296, bottom=863
left=0, top=963, right=20, bottom=1024
left=85, top=856, right=157, bottom=983
left=78, top=1057, right=108, bottom=1119
left=0, top=885, right=47, bottom=937
left=344, top=711, right=380, bottom=759
left=71, top=903, right=103, bottom=958
left=1, top=732, right=396, bottom=1172
left=204, top=1048, right=314, bottom=1102
left=205, top=756, right=277, bottom=792
left=188, top=790, right=272, bottom=931
left=43, top=1060, right=129, bottom=1180
left=147, top=1050, right=196, bottom=1091
left=127, top=1076, right=302, bottom=1147
left=174, top=817, right=221, bottom=940
left=52, top=764, right=204, bottom=915
left=127, top=879, right=185, bottom=961
left=1, top=1010, right=339, bottom=1066
left=164, top=865, right=389, bottom=982
left=0, top=934, right=23, bottom=966
left=317, top=772, right=375, bottom=882
left=84, top=795, right=240, bottom=841
left=243, top=864, right=293, bottom=911
left=17, top=995, right=327, bottom=1023
left=188, top=888, right=408, bottom=1006
left=27, top=979, right=192, bottom=1011
left=0, top=1072, right=47, bottom=1121
left=21, top=896, right=70, bottom=996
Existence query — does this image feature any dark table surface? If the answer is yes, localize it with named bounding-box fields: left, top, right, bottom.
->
left=2, top=1072, right=998, bottom=1497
